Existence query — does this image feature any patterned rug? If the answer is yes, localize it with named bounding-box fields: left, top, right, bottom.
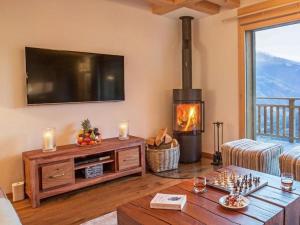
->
left=81, top=211, right=117, bottom=225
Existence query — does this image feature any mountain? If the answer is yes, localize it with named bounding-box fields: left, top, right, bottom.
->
left=256, top=52, right=300, bottom=98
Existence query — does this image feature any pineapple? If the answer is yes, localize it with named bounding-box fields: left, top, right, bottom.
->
left=90, top=131, right=96, bottom=140
left=81, top=119, right=92, bottom=132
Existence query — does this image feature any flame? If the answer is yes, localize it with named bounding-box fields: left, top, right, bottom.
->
left=185, top=107, right=196, bottom=131
left=176, top=104, right=200, bottom=132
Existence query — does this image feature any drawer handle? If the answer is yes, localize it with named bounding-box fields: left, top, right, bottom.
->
left=123, top=158, right=138, bottom=162
left=49, top=173, right=65, bottom=179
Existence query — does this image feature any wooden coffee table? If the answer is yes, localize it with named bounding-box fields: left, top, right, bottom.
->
left=117, top=166, right=300, bottom=225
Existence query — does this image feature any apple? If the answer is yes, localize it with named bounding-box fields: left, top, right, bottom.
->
left=84, top=137, right=91, bottom=142
left=90, top=141, right=95, bottom=145
left=81, top=142, right=87, bottom=146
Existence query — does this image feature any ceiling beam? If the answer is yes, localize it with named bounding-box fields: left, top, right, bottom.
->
left=186, top=0, right=221, bottom=14
left=145, top=0, right=239, bottom=16
left=205, top=0, right=240, bottom=8
left=152, top=0, right=216, bottom=15
left=225, top=0, right=240, bottom=8
left=152, top=4, right=181, bottom=14
left=146, top=0, right=175, bottom=5
left=175, top=0, right=205, bottom=5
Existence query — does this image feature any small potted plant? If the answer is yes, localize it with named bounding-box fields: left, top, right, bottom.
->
left=77, top=119, right=101, bottom=146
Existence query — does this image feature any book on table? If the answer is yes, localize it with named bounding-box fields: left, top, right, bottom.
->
left=150, top=193, right=187, bottom=210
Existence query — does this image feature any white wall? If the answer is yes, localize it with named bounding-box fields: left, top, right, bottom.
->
left=0, top=0, right=181, bottom=192
left=193, top=9, right=239, bottom=154
left=193, top=0, right=263, bottom=154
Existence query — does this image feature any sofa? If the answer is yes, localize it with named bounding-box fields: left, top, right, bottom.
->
left=0, top=189, right=22, bottom=225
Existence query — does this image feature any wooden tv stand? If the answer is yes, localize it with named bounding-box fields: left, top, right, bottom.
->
left=22, top=136, right=145, bottom=208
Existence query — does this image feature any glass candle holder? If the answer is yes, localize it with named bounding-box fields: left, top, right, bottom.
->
left=118, top=121, right=129, bottom=140
left=43, top=128, right=56, bottom=152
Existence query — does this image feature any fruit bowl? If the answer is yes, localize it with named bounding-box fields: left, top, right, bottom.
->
left=77, top=142, right=100, bottom=146
left=77, top=119, right=101, bottom=146
left=76, top=133, right=101, bottom=146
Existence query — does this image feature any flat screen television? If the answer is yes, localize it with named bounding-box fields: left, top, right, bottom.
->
left=25, top=47, right=125, bottom=105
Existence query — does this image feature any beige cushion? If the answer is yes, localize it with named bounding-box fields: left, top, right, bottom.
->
left=0, top=198, right=22, bottom=225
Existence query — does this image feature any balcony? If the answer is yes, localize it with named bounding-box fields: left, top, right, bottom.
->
left=256, top=97, right=300, bottom=150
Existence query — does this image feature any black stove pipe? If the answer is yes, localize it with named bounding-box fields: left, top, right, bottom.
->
left=180, top=16, right=193, bottom=90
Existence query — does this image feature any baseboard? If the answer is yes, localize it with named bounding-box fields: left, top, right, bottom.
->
left=202, top=152, right=213, bottom=159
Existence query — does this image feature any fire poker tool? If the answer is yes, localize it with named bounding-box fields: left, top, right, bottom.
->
left=211, top=121, right=223, bottom=166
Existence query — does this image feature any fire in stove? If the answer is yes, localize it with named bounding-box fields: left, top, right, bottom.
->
left=175, top=104, right=200, bottom=132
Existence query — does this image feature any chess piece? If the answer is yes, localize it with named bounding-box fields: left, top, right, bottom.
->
left=254, top=177, right=258, bottom=185
left=230, top=172, right=234, bottom=181
left=248, top=178, right=252, bottom=188
left=224, top=171, right=228, bottom=180
left=234, top=186, right=238, bottom=194
left=244, top=181, right=248, bottom=189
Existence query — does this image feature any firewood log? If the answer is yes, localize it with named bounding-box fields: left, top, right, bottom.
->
left=146, top=137, right=155, bottom=146
left=171, top=139, right=179, bottom=148
left=164, top=134, right=173, bottom=144
left=155, top=128, right=167, bottom=146
left=158, top=143, right=172, bottom=150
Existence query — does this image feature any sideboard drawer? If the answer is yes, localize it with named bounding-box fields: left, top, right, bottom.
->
left=118, top=148, right=140, bottom=171
left=41, top=160, right=74, bottom=190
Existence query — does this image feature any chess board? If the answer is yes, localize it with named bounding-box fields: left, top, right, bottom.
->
left=207, top=171, right=268, bottom=196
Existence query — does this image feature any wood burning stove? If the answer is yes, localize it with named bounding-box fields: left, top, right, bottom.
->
left=173, top=16, right=205, bottom=163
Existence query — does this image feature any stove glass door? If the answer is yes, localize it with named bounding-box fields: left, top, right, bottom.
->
left=173, top=102, right=201, bottom=132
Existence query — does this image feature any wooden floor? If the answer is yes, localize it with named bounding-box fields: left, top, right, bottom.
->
left=12, top=159, right=213, bottom=225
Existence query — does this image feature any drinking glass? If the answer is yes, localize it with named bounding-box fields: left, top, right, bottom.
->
left=193, top=176, right=207, bottom=193
left=281, top=172, right=294, bottom=191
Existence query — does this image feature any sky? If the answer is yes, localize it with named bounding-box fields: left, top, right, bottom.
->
left=255, top=22, right=300, bottom=62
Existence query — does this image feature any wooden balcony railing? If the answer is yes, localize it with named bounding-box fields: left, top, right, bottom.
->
left=256, top=97, right=300, bottom=143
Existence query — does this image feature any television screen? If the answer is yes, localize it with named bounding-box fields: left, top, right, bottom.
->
left=25, top=47, right=125, bottom=105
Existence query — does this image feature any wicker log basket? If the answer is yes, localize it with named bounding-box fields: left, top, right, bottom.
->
left=146, top=128, right=180, bottom=173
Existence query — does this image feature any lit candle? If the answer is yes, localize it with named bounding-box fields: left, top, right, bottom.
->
left=119, top=121, right=129, bottom=140
left=43, top=128, right=56, bottom=152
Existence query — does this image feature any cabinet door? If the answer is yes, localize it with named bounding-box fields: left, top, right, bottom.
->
left=41, top=160, right=74, bottom=190
left=118, top=147, right=140, bottom=171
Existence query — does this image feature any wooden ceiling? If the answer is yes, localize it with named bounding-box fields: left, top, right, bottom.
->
left=146, top=0, right=240, bottom=15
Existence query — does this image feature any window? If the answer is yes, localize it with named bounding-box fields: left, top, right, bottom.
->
left=245, top=22, right=300, bottom=149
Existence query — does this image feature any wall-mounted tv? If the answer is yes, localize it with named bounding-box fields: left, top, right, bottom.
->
left=25, top=47, right=125, bottom=105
